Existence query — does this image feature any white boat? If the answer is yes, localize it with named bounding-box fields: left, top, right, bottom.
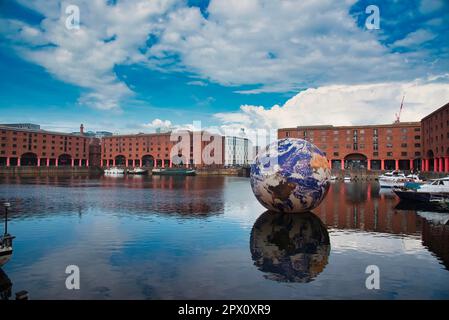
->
left=420, top=176, right=449, bottom=193
left=104, top=167, right=125, bottom=175
left=378, top=170, right=422, bottom=188
left=393, top=176, right=449, bottom=203
left=126, top=168, right=148, bottom=175
left=344, top=175, right=351, bottom=182
left=330, top=175, right=338, bottom=181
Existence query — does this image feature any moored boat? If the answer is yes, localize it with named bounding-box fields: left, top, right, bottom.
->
left=152, top=168, right=196, bottom=176
left=378, top=170, right=422, bottom=188
left=126, top=168, right=148, bottom=175
left=104, top=167, right=125, bottom=175
left=393, top=176, right=449, bottom=203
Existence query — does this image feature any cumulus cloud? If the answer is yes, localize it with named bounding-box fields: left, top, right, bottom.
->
left=3, top=0, right=176, bottom=109
left=143, top=118, right=173, bottom=131
left=393, top=29, right=437, bottom=48
left=142, top=118, right=199, bottom=132
left=148, top=0, right=441, bottom=92
left=1, top=0, right=448, bottom=112
left=214, top=79, right=449, bottom=131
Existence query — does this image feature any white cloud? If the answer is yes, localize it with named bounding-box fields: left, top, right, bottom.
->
left=214, top=80, right=449, bottom=132
left=187, top=80, right=208, bottom=87
left=2, top=0, right=447, bottom=113
left=393, top=29, right=437, bottom=48
left=4, top=0, right=176, bottom=109
left=419, top=0, right=444, bottom=14
left=148, top=0, right=438, bottom=92
left=142, top=118, right=173, bottom=131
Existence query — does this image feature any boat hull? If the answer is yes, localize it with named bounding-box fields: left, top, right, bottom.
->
left=152, top=169, right=196, bottom=176
left=0, top=248, right=12, bottom=267
left=393, top=190, right=432, bottom=202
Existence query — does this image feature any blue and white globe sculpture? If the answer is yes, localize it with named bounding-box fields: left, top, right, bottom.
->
left=250, top=138, right=331, bottom=213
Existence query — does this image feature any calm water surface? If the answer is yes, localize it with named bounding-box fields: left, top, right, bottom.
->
left=0, top=175, right=448, bottom=299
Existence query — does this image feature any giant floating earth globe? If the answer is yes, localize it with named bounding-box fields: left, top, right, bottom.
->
left=250, top=211, right=330, bottom=283
left=250, top=138, right=331, bottom=213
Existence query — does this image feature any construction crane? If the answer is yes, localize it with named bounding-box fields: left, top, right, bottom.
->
left=394, top=95, right=405, bottom=123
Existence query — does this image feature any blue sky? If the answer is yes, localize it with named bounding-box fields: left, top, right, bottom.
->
left=0, top=0, right=448, bottom=133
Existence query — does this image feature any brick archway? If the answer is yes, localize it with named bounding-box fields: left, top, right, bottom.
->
left=21, top=152, right=38, bottom=166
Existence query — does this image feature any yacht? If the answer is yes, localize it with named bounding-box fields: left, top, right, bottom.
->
left=393, top=176, right=449, bottom=203
left=378, top=170, right=421, bottom=188
left=104, top=167, right=125, bottom=175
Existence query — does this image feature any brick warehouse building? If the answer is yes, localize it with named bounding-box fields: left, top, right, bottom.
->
left=421, top=102, right=449, bottom=172
left=101, top=131, right=225, bottom=168
left=0, top=124, right=90, bottom=167
left=278, top=122, right=423, bottom=171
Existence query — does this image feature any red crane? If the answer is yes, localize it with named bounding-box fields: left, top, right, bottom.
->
left=394, top=95, right=405, bottom=123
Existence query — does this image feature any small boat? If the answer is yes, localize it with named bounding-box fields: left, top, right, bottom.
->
left=393, top=176, right=449, bottom=203
left=104, top=167, right=125, bottom=175
left=330, top=175, right=338, bottom=181
left=152, top=168, right=196, bottom=176
left=1, top=203, right=15, bottom=267
left=126, top=168, right=148, bottom=175
left=378, top=170, right=422, bottom=188
left=344, top=175, right=351, bottom=182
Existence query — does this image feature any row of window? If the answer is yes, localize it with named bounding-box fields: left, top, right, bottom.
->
left=0, top=143, right=84, bottom=151
left=332, top=151, right=421, bottom=157
left=0, top=131, right=84, bottom=140
left=0, top=150, right=86, bottom=157
left=284, top=127, right=420, bottom=137
left=314, top=142, right=421, bottom=150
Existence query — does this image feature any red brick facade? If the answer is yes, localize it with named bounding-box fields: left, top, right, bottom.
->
left=278, top=122, right=422, bottom=171
left=421, top=102, right=449, bottom=172
left=0, top=125, right=90, bottom=167
left=101, top=131, right=225, bottom=168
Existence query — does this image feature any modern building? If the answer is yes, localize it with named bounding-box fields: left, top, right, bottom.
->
left=0, top=124, right=91, bottom=167
left=421, top=102, right=449, bottom=172
left=101, top=131, right=224, bottom=168
left=224, top=136, right=250, bottom=166
left=278, top=122, right=422, bottom=171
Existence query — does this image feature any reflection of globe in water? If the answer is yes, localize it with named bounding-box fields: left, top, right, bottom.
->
left=250, top=211, right=330, bottom=283
left=251, top=138, right=331, bottom=213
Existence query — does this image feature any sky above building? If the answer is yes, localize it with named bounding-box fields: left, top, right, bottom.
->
left=0, top=0, right=448, bottom=134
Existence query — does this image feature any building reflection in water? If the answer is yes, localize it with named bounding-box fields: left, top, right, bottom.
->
left=250, top=182, right=449, bottom=282
left=0, top=268, right=12, bottom=300
left=421, top=214, right=449, bottom=270
left=250, top=211, right=330, bottom=283
left=318, top=182, right=449, bottom=270
left=0, top=175, right=226, bottom=218
left=317, top=182, right=420, bottom=235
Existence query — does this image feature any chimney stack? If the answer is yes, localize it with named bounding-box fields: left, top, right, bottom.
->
left=80, top=124, right=84, bottom=135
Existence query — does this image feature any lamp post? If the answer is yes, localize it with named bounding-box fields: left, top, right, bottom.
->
left=3, top=202, right=10, bottom=235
